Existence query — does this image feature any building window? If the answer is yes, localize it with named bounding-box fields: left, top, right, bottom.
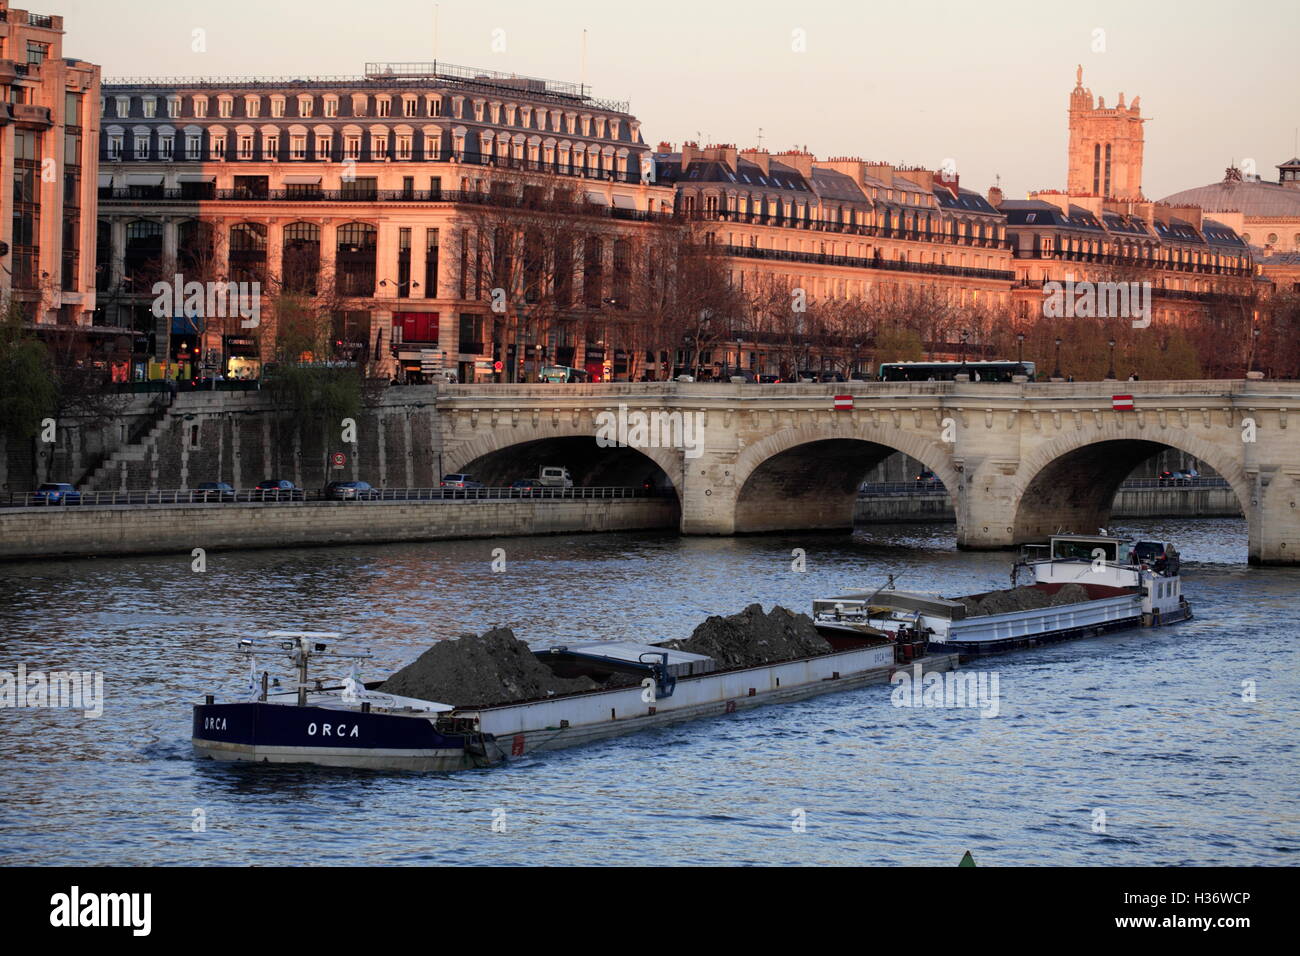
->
left=282, top=221, right=321, bottom=294
left=324, top=96, right=338, bottom=118
left=397, top=227, right=412, bottom=298
left=376, top=96, right=391, bottom=118
left=271, top=96, right=286, bottom=118
left=403, top=96, right=418, bottom=118
left=396, top=134, right=413, bottom=160
left=315, top=131, right=332, bottom=161
left=142, top=96, right=157, bottom=118
left=107, top=131, right=124, bottom=159
left=336, top=222, right=378, bottom=297
left=133, top=129, right=151, bottom=160
left=344, top=135, right=362, bottom=160
left=229, top=222, right=268, bottom=284
left=297, top=95, right=314, bottom=118
left=340, top=176, right=377, bottom=200
left=371, top=132, right=389, bottom=159
left=166, top=95, right=181, bottom=118
left=245, top=95, right=261, bottom=118
left=26, top=41, right=49, bottom=64
left=158, top=132, right=175, bottom=160
left=192, top=95, right=208, bottom=118
left=218, top=96, right=233, bottom=118
left=238, top=136, right=254, bottom=160
left=290, top=134, right=307, bottom=160
left=185, top=131, right=202, bottom=160
left=263, top=134, right=279, bottom=159
left=425, top=228, right=439, bottom=298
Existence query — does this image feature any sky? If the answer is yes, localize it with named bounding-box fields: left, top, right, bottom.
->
left=54, top=0, right=1300, bottom=200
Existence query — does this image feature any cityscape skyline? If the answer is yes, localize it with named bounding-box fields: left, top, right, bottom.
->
left=56, top=0, right=1300, bottom=200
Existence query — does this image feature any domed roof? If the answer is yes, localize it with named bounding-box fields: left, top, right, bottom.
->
left=1159, top=178, right=1300, bottom=218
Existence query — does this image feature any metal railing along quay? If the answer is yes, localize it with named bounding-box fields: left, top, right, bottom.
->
left=3, top=486, right=670, bottom=509
left=857, top=476, right=1229, bottom=496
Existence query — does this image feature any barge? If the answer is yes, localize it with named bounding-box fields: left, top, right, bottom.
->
left=193, top=629, right=958, bottom=772
left=813, top=534, right=1191, bottom=655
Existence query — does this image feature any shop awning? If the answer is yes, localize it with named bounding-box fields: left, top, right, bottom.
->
left=585, top=190, right=606, bottom=204
left=282, top=174, right=322, bottom=185
left=176, top=173, right=216, bottom=183
left=126, top=173, right=165, bottom=186
left=97, top=173, right=113, bottom=188
left=611, top=194, right=636, bottom=209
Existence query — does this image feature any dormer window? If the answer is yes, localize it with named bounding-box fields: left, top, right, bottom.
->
left=217, top=95, right=234, bottom=119
left=244, top=95, right=261, bottom=118
left=297, top=94, right=314, bottom=118
left=351, top=93, right=368, bottom=117
left=166, top=94, right=181, bottom=118
left=375, top=95, right=391, bottom=117
left=142, top=96, right=157, bottom=118
left=114, top=95, right=131, bottom=117
left=324, top=95, right=339, bottom=118
left=271, top=95, right=286, bottom=118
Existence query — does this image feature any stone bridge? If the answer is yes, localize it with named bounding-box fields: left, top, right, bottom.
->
left=435, top=380, right=1300, bottom=565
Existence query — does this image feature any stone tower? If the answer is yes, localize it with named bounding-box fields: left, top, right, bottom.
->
left=1067, top=66, right=1146, bottom=199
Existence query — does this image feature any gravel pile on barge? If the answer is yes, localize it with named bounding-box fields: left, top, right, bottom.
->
left=378, top=627, right=602, bottom=707
left=956, top=582, right=1094, bottom=617
left=658, top=603, right=832, bottom=668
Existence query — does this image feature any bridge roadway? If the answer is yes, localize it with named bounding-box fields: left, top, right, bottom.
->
left=433, top=379, right=1300, bottom=565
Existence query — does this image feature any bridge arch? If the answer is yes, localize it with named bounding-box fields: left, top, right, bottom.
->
left=730, top=424, right=959, bottom=533
left=444, top=422, right=684, bottom=499
left=1005, top=424, right=1251, bottom=543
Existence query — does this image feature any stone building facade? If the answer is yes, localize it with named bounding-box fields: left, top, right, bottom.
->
left=0, top=2, right=101, bottom=336
left=96, top=61, right=675, bottom=383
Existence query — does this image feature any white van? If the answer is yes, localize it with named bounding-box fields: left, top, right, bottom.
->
left=538, top=466, right=574, bottom=488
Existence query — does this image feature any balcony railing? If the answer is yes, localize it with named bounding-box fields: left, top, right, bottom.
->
left=1013, top=277, right=1255, bottom=302
left=682, top=208, right=1012, bottom=249
left=1014, top=250, right=1252, bottom=277
left=99, top=148, right=649, bottom=185
left=720, top=243, right=1015, bottom=282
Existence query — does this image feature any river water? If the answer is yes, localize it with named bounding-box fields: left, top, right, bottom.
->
left=0, top=517, right=1296, bottom=866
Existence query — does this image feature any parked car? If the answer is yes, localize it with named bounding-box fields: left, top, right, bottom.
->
left=253, top=479, right=301, bottom=500
left=511, top=479, right=546, bottom=495
left=538, top=466, right=574, bottom=489
left=1158, top=470, right=1190, bottom=486
left=758, top=374, right=783, bottom=384
left=196, top=481, right=236, bottom=503
left=32, top=482, right=81, bottom=505
left=324, top=480, right=376, bottom=501
left=440, top=474, right=483, bottom=489
left=914, top=469, right=941, bottom=485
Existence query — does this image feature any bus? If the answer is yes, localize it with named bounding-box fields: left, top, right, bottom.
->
left=877, top=361, right=1035, bottom=383
left=540, top=365, right=590, bottom=384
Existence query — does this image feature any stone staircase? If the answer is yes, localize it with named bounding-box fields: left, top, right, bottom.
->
left=82, top=402, right=174, bottom=492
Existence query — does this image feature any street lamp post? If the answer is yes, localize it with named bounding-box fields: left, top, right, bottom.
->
left=958, top=328, right=969, bottom=369
left=1016, top=332, right=1025, bottom=368
left=1247, top=324, right=1263, bottom=379
left=1106, top=338, right=1116, bottom=381
left=1052, top=337, right=1063, bottom=380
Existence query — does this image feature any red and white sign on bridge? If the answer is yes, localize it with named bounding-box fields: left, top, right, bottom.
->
left=1112, top=395, right=1135, bottom=411
left=833, top=395, right=854, bottom=411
